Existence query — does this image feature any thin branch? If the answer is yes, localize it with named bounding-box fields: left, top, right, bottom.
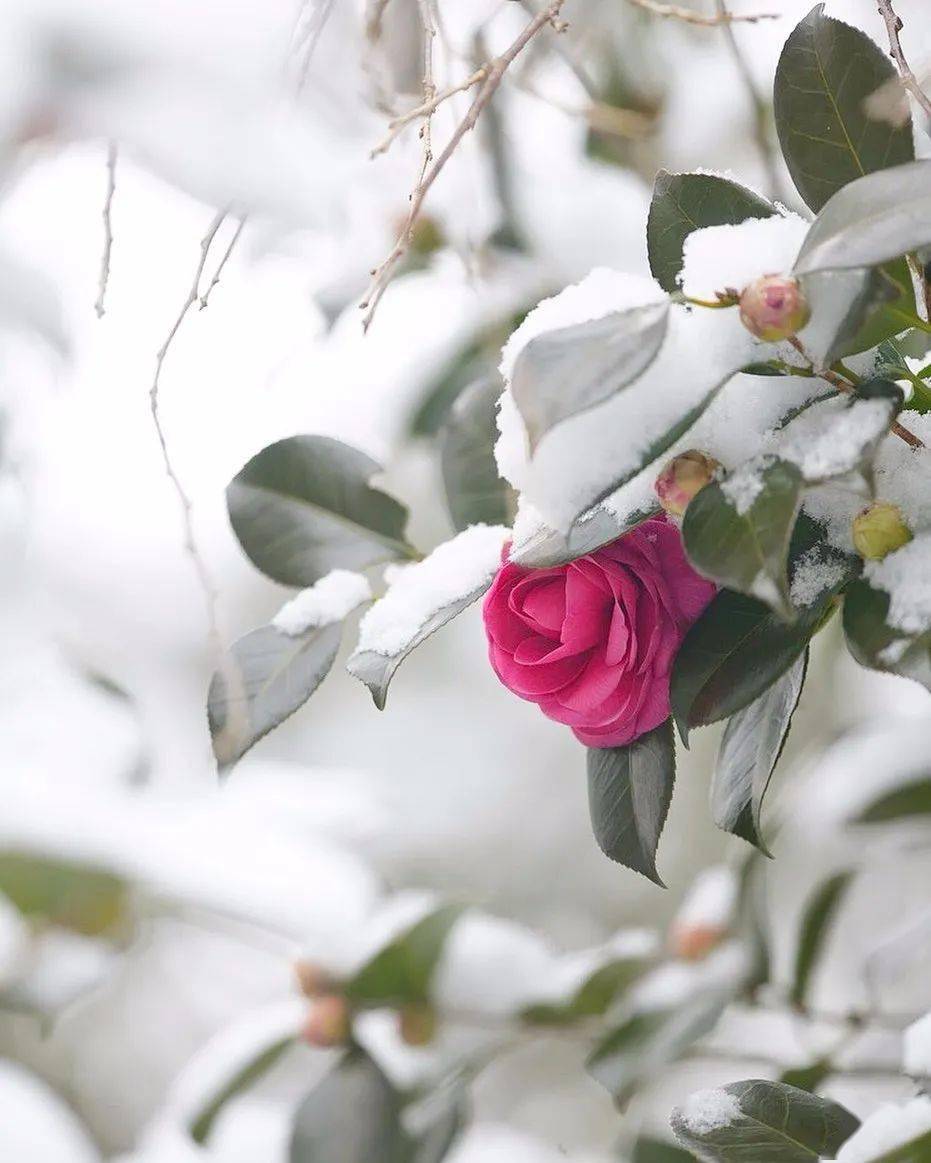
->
left=293, top=0, right=338, bottom=91
left=370, top=67, right=489, bottom=158
left=94, top=142, right=117, bottom=318
left=199, top=216, right=247, bottom=310
left=415, top=0, right=438, bottom=187
left=877, top=0, right=931, bottom=122
left=714, top=0, right=781, bottom=198
left=624, top=0, right=777, bottom=25
left=360, top=0, right=569, bottom=331
left=787, top=336, right=925, bottom=449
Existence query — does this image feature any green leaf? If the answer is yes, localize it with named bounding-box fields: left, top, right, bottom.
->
left=774, top=5, right=914, bottom=213
left=671, top=1079, right=860, bottom=1162
left=791, top=871, right=853, bottom=1009
left=409, top=1088, right=469, bottom=1163
left=191, top=1037, right=293, bottom=1145
left=632, top=1138, right=697, bottom=1163
left=346, top=904, right=465, bottom=1007
left=523, top=956, right=651, bottom=1025
left=512, top=503, right=658, bottom=570
left=0, top=853, right=129, bottom=937
left=672, top=518, right=856, bottom=743
left=586, top=720, right=676, bottom=885
left=208, top=621, right=343, bottom=773
left=860, top=1128, right=931, bottom=1163
left=510, top=302, right=670, bottom=451
left=290, top=1050, right=409, bottom=1163
left=854, top=779, right=931, bottom=824
left=439, top=377, right=516, bottom=533
left=681, top=458, right=804, bottom=618
left=843, top=576, right=931, bottom=693
left=779, top=1059, right=833, bottom=1095
left=713, top=652, right=808, bottom=854
left=227, top=435, right=416, bottom=587
left=795, top=160, right=931, bottom=276
left=646, top=170, right=775, bottom=292
left=588, top=989, right=729, bottom=1106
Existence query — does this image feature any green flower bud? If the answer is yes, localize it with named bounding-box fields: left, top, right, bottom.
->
left=852, top=501, right=913, bottom=561
left=654, top=450, right=723, bottom=517
left=739, top=274, right=810, bottom=341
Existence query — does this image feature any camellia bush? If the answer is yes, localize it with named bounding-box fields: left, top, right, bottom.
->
left=193, top=5, right=931, bottom=1160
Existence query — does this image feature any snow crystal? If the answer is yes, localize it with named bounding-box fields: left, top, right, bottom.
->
left=905, top=1012, right=931, bottom=1078
left=680, top=1088, right=743, bottom=1135
left=864, top=536, right=931, bottom=636
left=679, top=213, right=808, bottom=299
left=272, top=570, right=372, bottom=636
left=674, top=866, right=738, bottom=931
left=721, top=459, right=766, bottom=515
left=498, top=267, right=666, bottom=386
left=773, top=397, right=893, bottom=482
left=355, top=525, right=509, bottom=657
left=837, top=1097, right=931, bottom=1163
left=790, top=547, right=848, bottom=609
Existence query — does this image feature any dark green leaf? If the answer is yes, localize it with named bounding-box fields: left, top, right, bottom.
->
left=440, top=377, right=516, bottom=533
left=671, top=1079, right=860, bottom=1162
left=854, top=779, right=931, bottom=824
left=774, top=5, right=914, bottom=213
left=290, top=1050, right=409, bottom=1163
left=586, top=720, right=676, bottom=885
left=0, top=853, right=128, bottom=937
left=791, top=871, right=853, bottom=1009
left=632, top=1138, right=697, bottom=1163
left=511, top=302, right=669, bottom=450
left=843, top=575, right=931, bottom=694
left=672, top=519, right=856, bottom=743
left=780, top=1059, right=833, bottom=1094
left=588, top=990, right=729, bottom=1106
left=682, top=459, right=804, bottom=618
left=795, top=160, right=931, bottom=275
left=191, top=1037, right=293, bottom=1145
left=227, top=436, right=416, bottom=587
left=208, top=621, right=343, bottom=772
left=346, top=904, right=465, bottom=1007
left=409, top=1088, right=469, bottom=1163
left=647, top=171, right=775, bottom=292
left=713, top=652, right=808, bottom=854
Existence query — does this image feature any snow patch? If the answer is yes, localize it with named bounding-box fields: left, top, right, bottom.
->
left=721, top=459, right=766, bottom=515
left=790, top=547, right=847, bottom=609
left=674, top=866, right=738, bottom=931
left=680, top=214, right=808, bottom=299
left=905, top=1012, right=931, bottom=1078
left=864, top=536, right=931, bottom=636
left=680, top=1088, right=743, bottom=1134
left=837, top=1097, right=931, bottom=1163
left=355, top=525, right=509, bottom=656
left=772, top=397, right=893, bottom=482
left=272, top=570, right=371, bottom=636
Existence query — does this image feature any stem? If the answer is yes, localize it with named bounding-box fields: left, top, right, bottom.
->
left=877, top=1, right=931, bottom=122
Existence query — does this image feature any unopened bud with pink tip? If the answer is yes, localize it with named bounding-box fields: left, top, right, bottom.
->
left=301, top=995, right=351, bottom=1048
left=852, top=501, right=912, bottom=561
left=294, top=960, right=339, bottom=999
left=654, top=450, right=723, bottom=517
left=739, top=274, right=810, bottom=341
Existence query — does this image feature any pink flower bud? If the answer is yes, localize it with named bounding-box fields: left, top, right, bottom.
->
left=852, top=501, right=912, bottom=561
left=301, top=995, right=351, bottom=1048
left=653, top=450, right=722, bottom=517
left=294, top=960, right=339, bottom=999
left=738, top=274, right=810, bottom=341
left=398, top=1003, right=437, bottom=1047
left=669, top=922, right=728, bottom=963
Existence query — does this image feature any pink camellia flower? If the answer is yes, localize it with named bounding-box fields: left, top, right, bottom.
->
left=483, top=517, right=716, bottom=748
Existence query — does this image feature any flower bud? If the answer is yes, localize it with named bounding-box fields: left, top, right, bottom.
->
left=398, top=1003, right=437, bottom=1047
left=669, top=922, right=728, bottom=962
left=654, top=450, right=722, bottom=517
left=294, top=959, right=339, bottom=998
left=301, top=995, right=351, bottom=1049
left=852, top=501, right=912, bottom=561
left=738, top=274, right=810, bottom=341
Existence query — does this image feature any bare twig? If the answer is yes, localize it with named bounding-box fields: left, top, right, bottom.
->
left=370, top=67, right=489, bottom=158
left=415, top=0, right=438, bottom=185
left=877, top=0, right=931, bottom=122
left=94, top=142, right=117, bottom=318
left=360, top=0, right=569, bottom=330
left=293, top=0, right=338, bottom=91
left=199, top=216, right=246, bottom=310
left=714, top=0, right=781, bottom=197
left=625, top=0, right=777, bottom=25
left=787, top=336, right=925, bottom=449
left=149, top=212, right=247, bottom=756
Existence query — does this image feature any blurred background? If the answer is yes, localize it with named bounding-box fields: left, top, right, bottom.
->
left=0, top=0, right=930, bottom=1159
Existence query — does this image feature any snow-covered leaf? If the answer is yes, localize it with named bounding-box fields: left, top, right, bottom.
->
left=682, top=458, right=804, bottom=618
left=795, top=161, right=931, bottom=276
left=835, top=1097, right=931, bottom=1163
left=791, top=871, right=853, bottom=1009
left=509, top=501, right=658, bottom=570
left=646, top=170, right=775, bottom=293
left=0, top=852, right=129, bottom=937
left=713, top=653, right=807, bottom=854
left=346, top=904, right=465, bottom=1008
left=586, top=720, right=675, bottom=886
left=510, top=301, right=670, bottom=450
left=347, top=525, right=508, bottom=709
left=672, top=1080, right=859, bottom=1162
left=440, top=378, right=516, bottom=533
left=774, top=5, right=913, bottom=213
left=227, top=436, right=416, bottom=587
